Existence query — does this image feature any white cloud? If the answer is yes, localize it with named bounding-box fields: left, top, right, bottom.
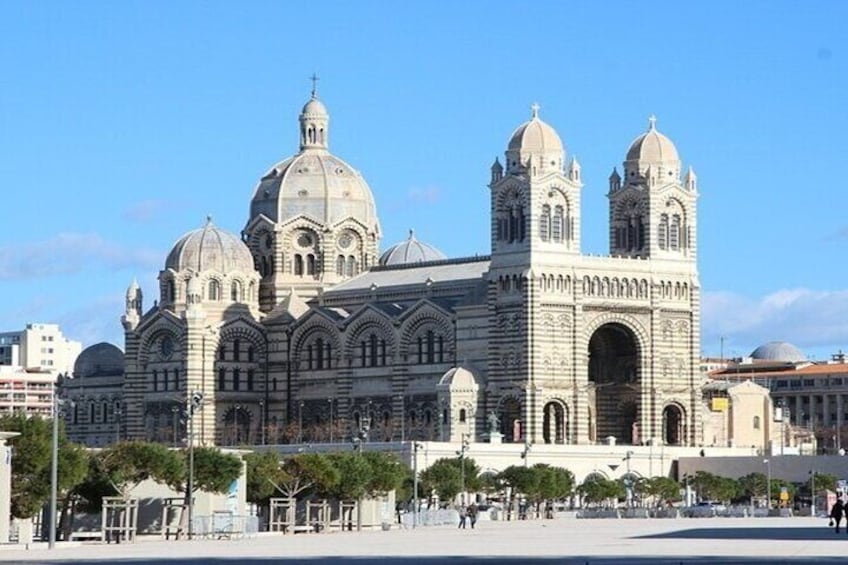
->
left=57, top=294, right=126, bottom=348
left=702, top=288, right=848, bottom=358
left=122, top=199, right=169, bottom=223
left=0, top=233, right=160, bottom=280
left=405, top=186, right=441, bottom=205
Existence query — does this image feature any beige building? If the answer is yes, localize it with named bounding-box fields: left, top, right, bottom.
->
left=0, top=366, right=55, bottom=418
left=118, top=89, right=703, bottom=450
left=0, top=323, right=81, bottom=377
left=710, top=341, right=844, bottom=454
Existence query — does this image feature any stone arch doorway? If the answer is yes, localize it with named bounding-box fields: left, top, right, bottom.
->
left=223, top=406, right=252, bottom=445
left=663, top=403, right=685, bottom=445
left=499, top=397, right=522, bottom=443
left=588, top=322, right=640, bottom=445
left=542, top=401, right=568, bottom=444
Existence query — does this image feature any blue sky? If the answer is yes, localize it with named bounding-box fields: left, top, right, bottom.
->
left=1, top=1, right=846, bottom=361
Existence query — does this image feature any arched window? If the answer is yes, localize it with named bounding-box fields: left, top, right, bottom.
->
left=218, top=367, right=225, bottom=391
left=231, top=280, right=242, bottom=302
left=753, top=415, right=761, bottom=430
left=307, top=254, right=316, bottom=275
left=459, top=408, right=467, bottom=423
left=658, top=214, right=669, bottom=250
left=232, top=368, right=240, bottom=391
left=337, top=255, right=345, bottom=276
left=233, top=339, right=241, bottom=361
left=540, top=205, right=551, bottom=241
left=166, top=280, right=175, bottom=302
left=218, top=346, right=225, bottom=361
left=552, top=205, right=564, bottom=242
left=162, top=369, right=169, bottom=391
left=294, top=254, right=304, bottom=276
left=670, top=215, right=681, bottom=251
left=208, top=280, right=220, bottom=301
left=346, top=256, right=356, bottom=277
left=102, top=401, right=108, bottom=423
left=152, top=370, right=158, bottom=392
left=247, top=369, right=254, bottom=391
left=315, top=338, right=324, bottom=370
left=248, top=346, right=254, bottom=362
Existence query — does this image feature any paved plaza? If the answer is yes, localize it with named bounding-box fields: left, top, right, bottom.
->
left=1, top=517, right=846, bottom=564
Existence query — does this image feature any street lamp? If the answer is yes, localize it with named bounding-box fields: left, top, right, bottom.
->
left=810, top=469, right=816, bottom=517
left=187, top=391, right=204, bottom=539
left=520, top=440, right=532, bottom=468
left=114, top=405, right=122, bottom=444
left=396, top=394, right=405, bottom=442
left=259, top=400, right=265, bottom=446
left=327, top=398, right=334, bottom=443
left=48, top=396, right=65, bottom=550
left=412, top=441, right=423, bottom=528
left=298, top=400, right=305, bottom=444
left=624, top=451, right=634, bottom=509
left=456, top=433, right=470, bottom=505
left=171, top=405, right=179, bottom=447
left=763, top=458, right=772, bottom=509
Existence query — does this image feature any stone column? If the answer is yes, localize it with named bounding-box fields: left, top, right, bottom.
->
left=0, top=432, right=19, bottom=543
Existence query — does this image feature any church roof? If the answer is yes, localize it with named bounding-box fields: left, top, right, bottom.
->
left=326, top=256, right=490, bottom=293
left=625, top=116, right=680, bottom=164
left=750, top=341, right=806, bottom=363
left=165, top=218, right=254, bottom=274
left=379, top=230, right=447, bottom=266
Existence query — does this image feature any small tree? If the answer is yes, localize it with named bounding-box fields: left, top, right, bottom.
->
left=419, top=458, right=461, bottom=504
left=1, top=414, right=88, bottom=520
left=578, top=475, right=624, bottom=507
left=99, top=441, right=184, bottom=499
left=245, top=451, right=282, bottom=507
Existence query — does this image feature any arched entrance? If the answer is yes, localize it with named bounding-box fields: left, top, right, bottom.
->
left=663, top=404, right=685, bottom=445
left=542, top=401, right=568, bottom=444
left=588, top=322, right=640, bottom=444
left=223, top=406, right=252, bottom=445
left=499, top=397, right=522, bottom=443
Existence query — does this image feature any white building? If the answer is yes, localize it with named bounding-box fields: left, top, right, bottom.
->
left=0, top=323, right=81, bottom=377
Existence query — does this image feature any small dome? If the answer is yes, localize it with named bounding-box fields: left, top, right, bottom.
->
left=379, top=230, right=447, bottom=266
left=438, top=366, right=478, bottom=389
left=73, top=342, right=124, bottom=379
left=301, top=97, right=328, bottom=117
left=507, top=104, right=563, bottom=155
left=626, top=116, right=679, bottom=164
left=750, top=341, right=806, bottom=363
left=165, top=218, right=255, bottom=274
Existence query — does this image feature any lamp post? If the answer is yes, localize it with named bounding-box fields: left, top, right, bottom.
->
left=233, top=404, right=241, bottom=445
left=298, top=400, right=305, bottom=444
left=187, top=391, right=204, bottom=539
left=456, top=433, right=470, bottom=505
left=171, top=405, right=179, bottom=447
left=521, top=440, right=532, bottom=468
left=763, top=458, right=771, bottom=509
left=396, top=394, right=405, bottom=442
left=810, top=469, right=816, bottom=517
left=259, top=400, right=265, bottom=446
left=624, top=450, right=634, bottom=509
left=48, top=396, right=62, bottom=550
left=114, top=405, right=122, bottom=444
left=327, top=398, right=334, bottom=443
left=412, top=441, right=422, bottom=528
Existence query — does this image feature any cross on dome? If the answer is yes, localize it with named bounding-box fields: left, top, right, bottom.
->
left=648, top=115, right=657, bottom=130
left=531, top=102, right=540, bottom=119
left=310, top=72, right=320, bottom=99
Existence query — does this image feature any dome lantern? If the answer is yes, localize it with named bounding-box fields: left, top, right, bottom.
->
left=504, top=103, right=565, bottom=175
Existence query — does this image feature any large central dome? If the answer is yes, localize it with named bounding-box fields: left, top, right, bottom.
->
left=249, top=93, right=379, bottom=231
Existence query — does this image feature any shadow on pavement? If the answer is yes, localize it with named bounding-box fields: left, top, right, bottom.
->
left=637, top=525, right=844, bottom=541
left=19, top=558, right=848, bottom=565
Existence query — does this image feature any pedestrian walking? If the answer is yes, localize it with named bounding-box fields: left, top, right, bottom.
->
left=468, top=503, right=478, bottom=529
left=458, top=504, right=468, bottom=529
left=830, top=498, right=844, bottom=533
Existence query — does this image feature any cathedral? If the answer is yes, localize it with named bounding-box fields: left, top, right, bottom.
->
left=120, top=87, right=701, bottom=449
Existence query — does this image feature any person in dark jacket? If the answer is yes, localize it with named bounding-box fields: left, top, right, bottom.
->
left=830, top=499, right=845, bottom=533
